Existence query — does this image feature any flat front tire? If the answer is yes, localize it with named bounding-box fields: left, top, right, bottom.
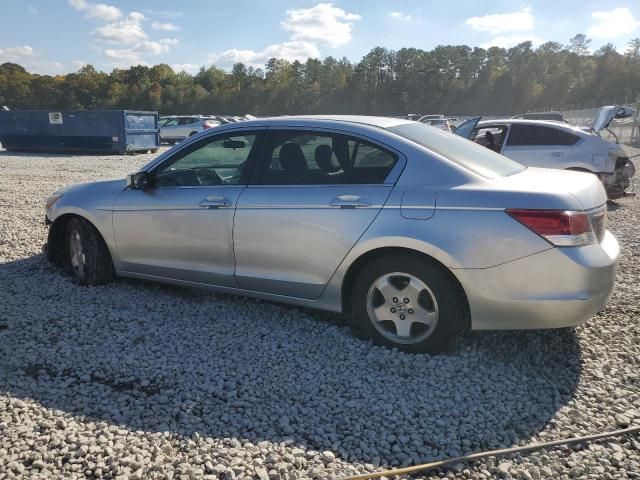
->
left=65, top=217, right=114, bottom=286
left=350, top=254, right=468, bottom=353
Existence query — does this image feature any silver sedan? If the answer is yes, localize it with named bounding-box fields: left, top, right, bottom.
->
left=45, top=116, right=619, bottom=353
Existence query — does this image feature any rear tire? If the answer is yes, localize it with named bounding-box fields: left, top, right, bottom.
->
left=65, top=217, right=114, bottom=286
left=350, top=254, right=467, bottom=353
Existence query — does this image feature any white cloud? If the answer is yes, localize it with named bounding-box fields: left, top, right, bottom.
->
left=69, top=0, right=122, bottom=21
left=466, top=7, right=534, bottom=34
left=28, top=5, right=38, bottom=15
left=0, top=46, right=66, bottom=75
left=172, top=63, right=200, bottom=74
left=211, top=41, right=320, bottom=69
left=281, top=3, right=361, bottom=48
left=142, top=9, right=183, bottom=19
left=72, top=60, right=87, bottom=69
left=209, top=3, right=360, bottom=69
left=0, top=45, right=36, bottom=66
left=151, top=21, right=179, bottom=31
left=390, top=11, right=412, bottom=21
left=481, top=35, right=542, bottom=49
left=0, top=45, right=36, bottom=62
left=94, top=12, right=147, bottom=44
left=587, top=8, right=640, bottom=39
left=104, top=38, right=179, bottom=65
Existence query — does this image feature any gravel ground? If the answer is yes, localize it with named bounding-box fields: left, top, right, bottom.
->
left=0, top=147, right=639, bottom=480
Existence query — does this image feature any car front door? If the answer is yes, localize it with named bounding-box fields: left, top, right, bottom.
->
left=501, top=124, right=578, bottom=168
left=233, top=129, right=402, bottom=299
left=112, top=129, right=262, bottom=286
left=177, top=117, right=195, bottom=138
left=161, top=118, right=179, bottom=140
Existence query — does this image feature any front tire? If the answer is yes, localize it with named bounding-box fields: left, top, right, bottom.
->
left=65, top=217, right=114, bottom=286
left=350, top=254, right=468, bottom=353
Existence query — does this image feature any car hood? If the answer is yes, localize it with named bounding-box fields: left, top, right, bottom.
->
left=591, top=105, right=636, bottom=132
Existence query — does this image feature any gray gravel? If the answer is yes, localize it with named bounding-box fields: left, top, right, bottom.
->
left=0, top=148, right=639, bottom=480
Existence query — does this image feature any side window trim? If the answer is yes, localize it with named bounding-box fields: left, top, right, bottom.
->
left=249, top=127, right=405, bottom=186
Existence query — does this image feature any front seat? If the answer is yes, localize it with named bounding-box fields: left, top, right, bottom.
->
left=315, top=144, right=340, bottom=174
left=279, top=143, right=308, bottom=178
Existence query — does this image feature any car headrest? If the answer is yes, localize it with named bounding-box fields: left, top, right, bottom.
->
left=315, top=144, right=338, bottom=173
left=279, top=143, right=308, bottom=175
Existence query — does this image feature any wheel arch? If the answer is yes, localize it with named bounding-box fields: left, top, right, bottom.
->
left=340, top=246, right=471, bottom=330
left=47, top=213, right=113, bottom=267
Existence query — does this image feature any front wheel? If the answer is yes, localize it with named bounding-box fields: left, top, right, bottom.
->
left=65, top=217, right=114, bottom=286
left=350, top=254, right=468, bottom=353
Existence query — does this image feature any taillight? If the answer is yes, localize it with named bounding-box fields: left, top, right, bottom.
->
left=202, top=120, right=219, bottom=129
left=506, top=209, right=596, bottom=247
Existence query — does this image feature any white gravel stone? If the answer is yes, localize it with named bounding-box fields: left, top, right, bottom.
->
left=0, top=147, right=639, bottom=479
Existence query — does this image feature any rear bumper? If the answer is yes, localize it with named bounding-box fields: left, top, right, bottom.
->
left=601, top=160, right=635, bottom=198
left=459, top=230, right=619, bottom=330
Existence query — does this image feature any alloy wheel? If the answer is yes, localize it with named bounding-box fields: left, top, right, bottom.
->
left=366, top=272, right=439, bottom=344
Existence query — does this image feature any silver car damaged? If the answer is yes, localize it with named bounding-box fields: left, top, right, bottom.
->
left=45, top=116, right=619, bottom=353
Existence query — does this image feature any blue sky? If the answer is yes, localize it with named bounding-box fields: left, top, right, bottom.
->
left=2, top=1, right=640, bottom=74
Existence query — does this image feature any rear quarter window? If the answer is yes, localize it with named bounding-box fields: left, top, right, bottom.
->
left=507, top=124, right=580, bottom=146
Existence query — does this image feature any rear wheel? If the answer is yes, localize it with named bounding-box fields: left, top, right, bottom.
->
left=65, top=217, right=114, bottom=286
left=350, top=254, right=467, bottom=353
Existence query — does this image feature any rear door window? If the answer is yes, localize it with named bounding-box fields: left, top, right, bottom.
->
left=258, top=131, right=398, bottom=185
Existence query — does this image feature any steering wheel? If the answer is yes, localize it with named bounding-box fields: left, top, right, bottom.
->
left=195, top=168, right=223, bottom=185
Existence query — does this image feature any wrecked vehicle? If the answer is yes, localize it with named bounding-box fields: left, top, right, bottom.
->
left=455, top=107, right=635, bottom=199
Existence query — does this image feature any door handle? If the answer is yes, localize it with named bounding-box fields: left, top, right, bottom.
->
left=199, top=196, right=231, bottom=208
left=329, top=195, right=371, bottom=208
left=551, top=151, right=564, bottom=157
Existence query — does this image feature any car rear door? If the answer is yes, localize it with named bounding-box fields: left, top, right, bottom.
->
left=233, top=129, right=402, bottom=299
left=501, top=124, right=578, bottom=168
left=112, top=129, right=263, bottom=286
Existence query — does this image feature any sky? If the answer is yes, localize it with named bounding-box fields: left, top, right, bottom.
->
left=1, top=0, right=640, bottom=75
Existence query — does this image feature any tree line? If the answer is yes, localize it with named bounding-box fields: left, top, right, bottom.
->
left=1, top=35, right=639, bottom=117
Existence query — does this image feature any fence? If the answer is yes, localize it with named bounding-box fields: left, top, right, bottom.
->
left=530, top=102, right=640, bottom=147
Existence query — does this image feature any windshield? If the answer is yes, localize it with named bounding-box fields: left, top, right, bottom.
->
left=388, top=122, right=525, bottom=178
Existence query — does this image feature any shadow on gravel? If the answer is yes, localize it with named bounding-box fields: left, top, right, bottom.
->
left=0, top=254, right=582, bottom=467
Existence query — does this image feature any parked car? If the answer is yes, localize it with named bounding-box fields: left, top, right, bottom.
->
left=423, top=118, right=452, bottom=131
left=160, top=116, right=220, bottom=143
left=45, top=115, right=618, bottom=353
left=512, top=111, right=566, bottom=123
left=446, top=117, right=464, bottom=128
left=454, top=113, right=635, bottom=199
left=418, top=114, right=445, bottom=123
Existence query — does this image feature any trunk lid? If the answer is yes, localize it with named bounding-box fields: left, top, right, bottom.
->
left=441, top=167, right=607, bottom=212
left=591, top=105, right=636, bottom=132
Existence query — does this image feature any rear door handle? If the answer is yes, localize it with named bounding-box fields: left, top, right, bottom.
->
left=551, top=151, right=565, bottom=157
left=199, top=196, right=232, bottom=208
left=329, top=195, right=371, bottom=208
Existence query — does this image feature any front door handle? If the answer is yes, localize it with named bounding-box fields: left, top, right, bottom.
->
left=329, top=195, right=371, bottom=208
left=199, top=196, right=231, bottom=208
left=551, top=151, right=565, bottom=157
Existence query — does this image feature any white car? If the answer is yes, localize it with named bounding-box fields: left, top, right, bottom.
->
left=423, top=118, right=452, bottom=131
left=160, top=116, right=220, bottom=143
left=455, top=109, right=635, bottom=198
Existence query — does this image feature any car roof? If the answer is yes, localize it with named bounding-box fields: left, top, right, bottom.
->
left=477, top=118, right=587, bottom=134
left=224, top=115, right=414, bottom=129
left=478, top=118, right=570, bottom=127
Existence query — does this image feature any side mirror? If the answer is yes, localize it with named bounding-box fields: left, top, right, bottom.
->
left=127, top=171, right=151, bottom=190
